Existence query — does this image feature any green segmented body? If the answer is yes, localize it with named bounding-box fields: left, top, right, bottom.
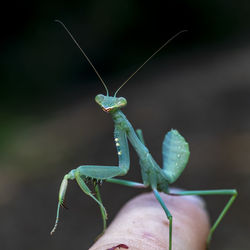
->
left=51, top=21, right=238, bottom=250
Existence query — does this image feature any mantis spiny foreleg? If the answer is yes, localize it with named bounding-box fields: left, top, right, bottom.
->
left=51, top=126, right=130, bottom=234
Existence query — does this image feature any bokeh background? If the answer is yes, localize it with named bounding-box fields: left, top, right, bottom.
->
left=1, top=1, right=250, bottom=249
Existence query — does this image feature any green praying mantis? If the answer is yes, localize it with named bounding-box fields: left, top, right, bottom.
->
left=51, top=20, right=237, bottom=250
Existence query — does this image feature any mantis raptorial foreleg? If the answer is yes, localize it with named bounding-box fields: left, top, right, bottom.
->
left=169, top=189, right=238, bottom=246
left=51, top=126, right=130, bottom=234
left=50, top=169, right=108, bottom=235
left=94, top=184, right=107, bottom=231
left=75, top=170, right=107, bottom=219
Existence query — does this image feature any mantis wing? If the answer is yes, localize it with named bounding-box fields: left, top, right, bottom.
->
left=162, top=129, right=190, bottom=184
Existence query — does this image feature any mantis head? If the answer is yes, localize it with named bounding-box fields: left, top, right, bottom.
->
left=95, top=94, right=127, bottom=113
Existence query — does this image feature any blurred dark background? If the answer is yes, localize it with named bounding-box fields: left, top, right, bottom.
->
left=0, top=1, right=249, bottom=249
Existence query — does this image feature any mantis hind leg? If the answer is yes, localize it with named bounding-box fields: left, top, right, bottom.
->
left=153, top=189, right=173, bottom=250
left=168, top=189, right=237, bottom=247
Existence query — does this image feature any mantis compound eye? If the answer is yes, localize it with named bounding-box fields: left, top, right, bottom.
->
left=95, top=94, right=105, bottom=104
left=117, top=97, right=127, bottom=108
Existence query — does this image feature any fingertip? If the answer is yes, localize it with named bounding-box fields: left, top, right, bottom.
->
left=90, top=191, right=210, bottom=250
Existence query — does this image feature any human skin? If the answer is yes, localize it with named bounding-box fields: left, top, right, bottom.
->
left=89, top=190, right=210, bottom=250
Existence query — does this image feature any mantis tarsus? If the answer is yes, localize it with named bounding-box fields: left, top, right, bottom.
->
left=51, top=20, right=238, bottom=250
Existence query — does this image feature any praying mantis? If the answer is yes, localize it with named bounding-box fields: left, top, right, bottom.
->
left=51, top=20, right=238, bottom=250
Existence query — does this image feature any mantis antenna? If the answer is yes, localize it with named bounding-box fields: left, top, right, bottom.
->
left=55, top=19, right=109, bottom=96
left=114, top=30, right=188, bottom=96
